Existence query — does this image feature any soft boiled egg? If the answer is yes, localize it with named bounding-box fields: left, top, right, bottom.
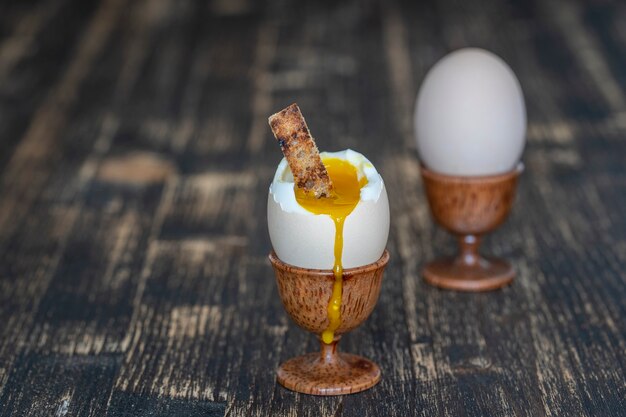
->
left=268, top=149, right=389, bottom=343
left=268, top=149, right=389, bottom=270
left=414, top=48, right=526, bottom=176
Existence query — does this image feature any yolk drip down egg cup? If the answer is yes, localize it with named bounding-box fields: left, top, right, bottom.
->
left=268, top=150, right=390, bottom=395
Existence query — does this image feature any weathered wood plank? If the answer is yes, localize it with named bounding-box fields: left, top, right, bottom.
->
left=0, top=0, right=124, bottom=240
left=0, top=0, right=96, bottom=171
left=27, top=182, right=165, bottom=355
left=0, top=353, right=120, bottom=417
left=105, top=3, right=269, bottom=416
left=0, top=0, right=625, bottom=415
left=0, top=0, right=188, bottom=410
left=0, top=0, right=127, bottom=397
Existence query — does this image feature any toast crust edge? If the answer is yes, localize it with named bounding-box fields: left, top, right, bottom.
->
left=268, top=103, right=333, bottom=198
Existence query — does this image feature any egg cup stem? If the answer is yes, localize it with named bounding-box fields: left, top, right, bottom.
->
left=458, top=234, right=481, bottom=265
left=320, top=338, right=340, bottom=364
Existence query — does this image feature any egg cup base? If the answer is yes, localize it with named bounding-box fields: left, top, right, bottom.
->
left=423, top=255, right=514, bottom=291
left=277, top=347, right=381, bottom=396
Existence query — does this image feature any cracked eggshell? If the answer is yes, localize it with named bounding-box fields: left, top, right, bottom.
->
left=267, top=150, right=390, bottom=270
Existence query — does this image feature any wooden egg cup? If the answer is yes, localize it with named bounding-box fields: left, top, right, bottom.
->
left=420, top=163, right=523, bottom=292
left=269, top=250, right=389, bottom=396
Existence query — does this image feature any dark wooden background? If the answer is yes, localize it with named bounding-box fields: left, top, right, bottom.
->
left=1, top=0, right=625, bottom=415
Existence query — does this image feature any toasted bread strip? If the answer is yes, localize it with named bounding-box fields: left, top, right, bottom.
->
left=268, top=103, right=333, bottom=198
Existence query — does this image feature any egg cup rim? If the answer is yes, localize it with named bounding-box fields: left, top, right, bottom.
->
left=420, top=162, right=524, bottom=183
left=268, top=250, right=390, bottom=277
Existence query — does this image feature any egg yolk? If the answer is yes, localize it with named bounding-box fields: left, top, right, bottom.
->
left=295, top=158, right=368, bottom=344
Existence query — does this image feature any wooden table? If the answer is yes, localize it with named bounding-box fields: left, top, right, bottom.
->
left=1, top=0, right=625, bottom=415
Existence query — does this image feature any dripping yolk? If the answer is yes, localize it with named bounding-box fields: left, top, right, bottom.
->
left=295, top=158, right=368, bottom=344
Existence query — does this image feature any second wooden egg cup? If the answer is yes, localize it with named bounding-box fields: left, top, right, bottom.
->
left=420, top=164, right=523, bottom=291
left=269, top=250, right=389, bottom=395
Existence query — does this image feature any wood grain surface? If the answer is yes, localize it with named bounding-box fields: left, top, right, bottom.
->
left=0, top=0, right=625, bottom=416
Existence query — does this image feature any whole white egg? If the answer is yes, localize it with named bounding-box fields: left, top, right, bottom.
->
left=414, top=48, right=526, bottom=176
left=267, top=149, right=389, bottom=270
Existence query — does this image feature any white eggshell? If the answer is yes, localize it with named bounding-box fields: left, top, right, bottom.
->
left=267, top=150, right=390, bottom=270
left=414, top=48, right=526, bottom=176
left=267, top=186, right=389, bottom=269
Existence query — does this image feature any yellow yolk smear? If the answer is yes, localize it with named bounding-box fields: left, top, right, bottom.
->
left=295, top=158, right=368, bottom=344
